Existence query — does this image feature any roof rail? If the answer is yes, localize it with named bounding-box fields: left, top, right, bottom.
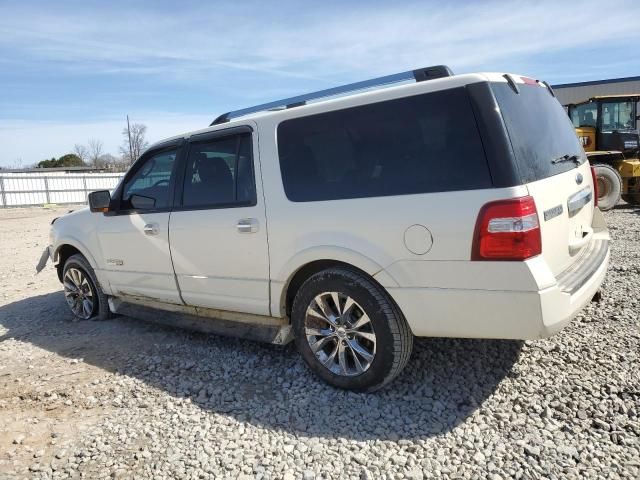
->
left=210, top=65, right=454, bottom=125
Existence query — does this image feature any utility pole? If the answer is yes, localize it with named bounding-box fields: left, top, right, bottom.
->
left=126, top=115, right=134, bottom=164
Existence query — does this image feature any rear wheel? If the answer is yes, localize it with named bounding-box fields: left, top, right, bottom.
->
left=621, top=193, right=640, bottom=205
left=291, top=267, right=413, bottom=392
left=592, top=163, right=622, bottom=211
left=63, top=254, right=111, bottom=320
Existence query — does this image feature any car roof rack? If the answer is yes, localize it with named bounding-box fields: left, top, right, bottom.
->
left=210, top=65, right=454, bottom=125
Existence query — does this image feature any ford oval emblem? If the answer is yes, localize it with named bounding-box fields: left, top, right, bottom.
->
left=576, top=173, right=584, bottom=185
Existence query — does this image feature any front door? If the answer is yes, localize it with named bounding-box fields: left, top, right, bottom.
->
left=169, top=126, right=271, bottom=316
left=97, top=144, right=182, bottom=304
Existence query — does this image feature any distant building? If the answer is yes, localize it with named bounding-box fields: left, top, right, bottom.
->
left=553, top=75, right=640, bottom=129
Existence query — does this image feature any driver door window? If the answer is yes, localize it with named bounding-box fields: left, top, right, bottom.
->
left=121, top=149, right=178, bottom=210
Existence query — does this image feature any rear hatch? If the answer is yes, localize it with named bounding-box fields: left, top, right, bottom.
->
left=492, top=78, right=595, bottom=276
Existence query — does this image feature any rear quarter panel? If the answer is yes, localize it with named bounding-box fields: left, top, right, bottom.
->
left=256, top=116, right=533, bottom=317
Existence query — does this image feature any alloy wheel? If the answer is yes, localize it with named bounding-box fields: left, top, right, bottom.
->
left=304, top=291, right=377, bottom=376
left=63, top=267, right=95, bottom=319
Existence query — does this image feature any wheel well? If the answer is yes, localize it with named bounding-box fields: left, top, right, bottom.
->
left=55, top=245, right=81, bottom=282
left=284, top=260, right=370, bottom=317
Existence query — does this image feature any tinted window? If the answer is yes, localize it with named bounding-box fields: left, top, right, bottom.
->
left=277, top=87, right=491, bottom=202
left=182, top=134, right=255, bottom=208
left=121, top=149, right=177, bottom=210
left=492, top=83, right=586, bottom=183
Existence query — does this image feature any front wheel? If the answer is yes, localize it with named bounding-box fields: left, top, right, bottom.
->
left=291, top=267, right=413, bottom=392
left=592, top=163, right=622, bottom=211
left=62, top=254, right=111, bottom=320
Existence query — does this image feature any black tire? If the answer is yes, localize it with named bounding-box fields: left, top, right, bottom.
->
left=62, top=254, right=112, bottom=320
left=621, top=193, right=640, bottom=205
left=592, top=163, right=622, bottom=211
left=291, top=267, right=413, bottom=392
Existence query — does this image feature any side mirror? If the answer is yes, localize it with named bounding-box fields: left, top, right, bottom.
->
left=88, top=190, right=111, bottom=213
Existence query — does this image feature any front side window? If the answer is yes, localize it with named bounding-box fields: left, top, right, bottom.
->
left=277, top=87, right=491, bottom=202
left=570, top=102, right=597, bottom=128
left=121, top=149, right=177, bottom=210
left=182, top=133, right=255, bottom=208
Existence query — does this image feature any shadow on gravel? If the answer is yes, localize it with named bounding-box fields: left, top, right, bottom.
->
left=613, top=203, right=640, bottom=213
left=1, top=292, right=522, bottom=440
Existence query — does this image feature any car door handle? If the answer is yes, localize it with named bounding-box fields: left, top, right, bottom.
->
left=143, top=223, right=160, bottom=235
left=236, top=218, right=259, bottom=233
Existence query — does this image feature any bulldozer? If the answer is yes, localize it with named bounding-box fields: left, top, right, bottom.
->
left=565, top=95, right=640, bottom=210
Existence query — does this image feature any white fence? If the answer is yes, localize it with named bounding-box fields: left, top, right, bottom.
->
left=0, top=172, right=124, bottom=207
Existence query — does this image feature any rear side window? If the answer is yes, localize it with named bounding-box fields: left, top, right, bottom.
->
left=277, top=87, right=491, bottom=202
left=492, top=83, right=586, bottom=183
left=182, top=133, right=256, bottom=208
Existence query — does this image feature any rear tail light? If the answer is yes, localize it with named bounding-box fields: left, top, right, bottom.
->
left=590, top=166, right=598, bottom=207
left=472, top=196, right=541, bottom=261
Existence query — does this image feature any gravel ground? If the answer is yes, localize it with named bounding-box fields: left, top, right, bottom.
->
left=0, top=205, right=638, bottom=480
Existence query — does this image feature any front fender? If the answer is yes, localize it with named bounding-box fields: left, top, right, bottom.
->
left=52, top=236, right=98, bottom=269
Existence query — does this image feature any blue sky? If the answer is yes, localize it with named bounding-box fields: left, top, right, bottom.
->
left=1, top=0, right=639, bottom=166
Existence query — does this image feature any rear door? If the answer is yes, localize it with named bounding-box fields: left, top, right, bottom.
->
left=168, top=125, right=271, bottom=316
left=492, top=80, right=596, bottom=276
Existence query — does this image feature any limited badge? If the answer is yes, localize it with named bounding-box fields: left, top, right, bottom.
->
left=544, top=204, right=563, bottom=221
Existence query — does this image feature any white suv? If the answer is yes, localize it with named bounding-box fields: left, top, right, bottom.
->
left=42, top=66, right=610, bottom=391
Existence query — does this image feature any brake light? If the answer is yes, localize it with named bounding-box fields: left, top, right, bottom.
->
left=590, top=166, right=598, bottom=207
left=472, top=196, right=541, bottom=261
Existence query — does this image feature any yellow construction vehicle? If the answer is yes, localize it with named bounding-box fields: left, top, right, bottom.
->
left=566, top=95, right=640, bottom=210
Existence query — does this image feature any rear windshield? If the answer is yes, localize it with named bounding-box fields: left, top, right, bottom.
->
left=277, top=87, right=492, bottom=202
left=492, top=82, right=586, bottom=183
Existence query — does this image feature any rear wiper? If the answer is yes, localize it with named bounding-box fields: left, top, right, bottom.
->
left=551, top=154, right=581, bottom=165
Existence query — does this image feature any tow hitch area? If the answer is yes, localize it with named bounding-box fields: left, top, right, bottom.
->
left=591, top=290, right=603, bottom=303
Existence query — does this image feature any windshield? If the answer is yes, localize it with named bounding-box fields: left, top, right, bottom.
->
left=492, top=82, right=586, bottom=183
left=601, top=101, right=635, bottom=131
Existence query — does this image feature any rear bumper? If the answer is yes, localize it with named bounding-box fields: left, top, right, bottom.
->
left=385, top=242, right=609, bottom=340
left=538, top=242, right=609, bottom=337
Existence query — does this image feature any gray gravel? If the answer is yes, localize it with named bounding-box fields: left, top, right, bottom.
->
left=0, top=205, right=639, bottom=479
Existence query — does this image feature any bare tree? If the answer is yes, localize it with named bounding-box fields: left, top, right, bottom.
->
left=97, top=153, right=118, bottom=171
left=88, top=139, right=104, bottom=167
left=73, top=144, right=88, bottom=165
left=120, top=122, right=149, bottom=165
left=2, top=157, right=25, bottom=170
